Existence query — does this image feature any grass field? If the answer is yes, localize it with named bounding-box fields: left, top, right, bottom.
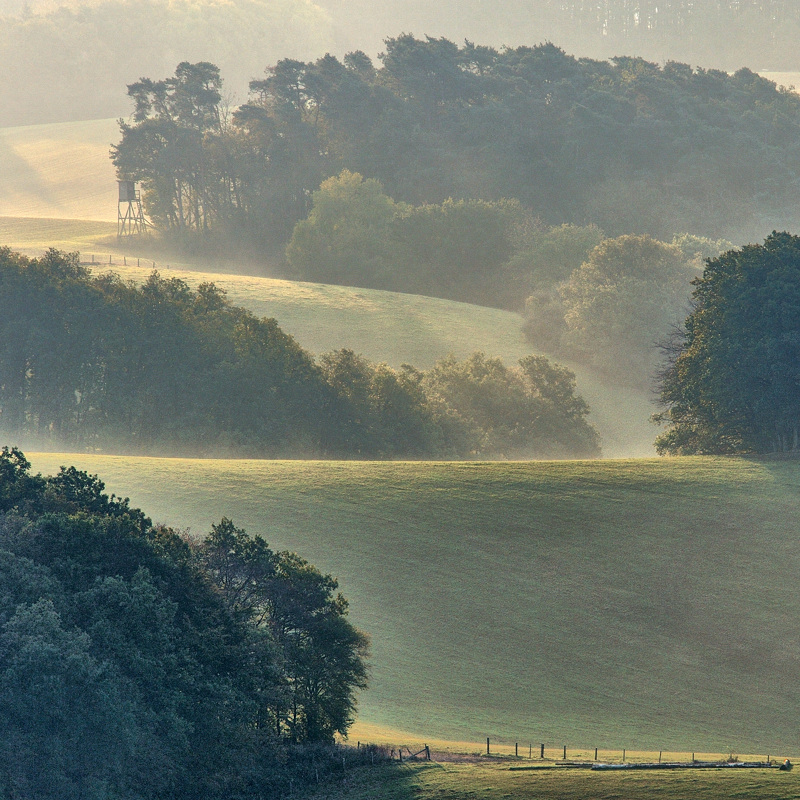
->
left=24, top=452, right=800, bottom=754
left=309, top=758, right=800, bottom=800
left=0, top=118, right=119, bottom=221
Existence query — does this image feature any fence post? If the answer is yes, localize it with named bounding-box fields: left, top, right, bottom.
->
left=540, top=743, right=544, bottom=759
left=487, top=738, right=490, bottom=755
left=563, top=745, right=567, bottom=760
left=594, top=748, right=598, bottom=761
left=515, top=743, right=518, bottom=758
left=529, top=744, right=532, bottom=759
left=425, top=745, right=430, bottom=761
left=659, top=751, right=662, bottom=763
left=622, top=749, right=626, bottom=763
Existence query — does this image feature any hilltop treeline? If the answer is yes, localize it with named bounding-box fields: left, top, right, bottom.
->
left=320, top=0, right=800, bottom=72
left=5, top=1, right=800, bottom=127
left=115, top=42, right=800, bottom=255
left=0, top=447, right=376, bottom=799
left=0, top=247, right=599, bottom=458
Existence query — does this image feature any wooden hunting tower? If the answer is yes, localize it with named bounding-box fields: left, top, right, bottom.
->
left=117, top=180, right=147, bottom=236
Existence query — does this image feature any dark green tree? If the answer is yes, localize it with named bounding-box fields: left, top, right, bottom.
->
left=655, top=231, right=800, bottom=454
left=198, top=518, right=370, bottom=743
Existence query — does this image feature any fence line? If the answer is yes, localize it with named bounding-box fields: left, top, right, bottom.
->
left=451, top=738, right=785, bottom=766
left=80, top=254, right=161, bottom=270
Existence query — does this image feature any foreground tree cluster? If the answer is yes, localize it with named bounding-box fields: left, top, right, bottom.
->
left=0, top=247, right=599, bottom=459
left=0, top=447, right=374, bottom=799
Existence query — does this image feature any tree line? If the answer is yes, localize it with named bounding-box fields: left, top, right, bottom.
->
left=114, top=41, right=800, bottom=259
left=283, top=170, right=728, bottom=388
left=5, top=1, right=800, bottom=128
left=0, top=247, right=600, bottom=459
left=0, top=446, right=378, bottom=799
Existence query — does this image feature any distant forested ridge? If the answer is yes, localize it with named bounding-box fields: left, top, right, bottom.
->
left=0, top=0, right=332, bottom=126
left=0, top=447, right=376, bottom=799
left=4, top=1, right=800, bottom=126
left=0, top=247, right=599, bottom=459
left=114, top=40, right=800, bottom=256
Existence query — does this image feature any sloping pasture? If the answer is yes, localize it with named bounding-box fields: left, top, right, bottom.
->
left=26, top=453, right=800, bottom=753
left=0, top=118, right=119, bottom=221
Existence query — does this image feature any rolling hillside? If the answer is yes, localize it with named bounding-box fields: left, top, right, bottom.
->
left=24, top=452, right=800, bottom=752
left=0, top=118, right=119, bottom=220
left=0, top=216, right=658, bottom=456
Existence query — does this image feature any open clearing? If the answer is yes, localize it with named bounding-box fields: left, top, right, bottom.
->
left=25, top=453, right=800, bottom=753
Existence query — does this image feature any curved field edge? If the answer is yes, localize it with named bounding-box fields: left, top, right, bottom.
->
left=0, top=218, right=657, bottom=456
left=24, top=452, right=800, bottom=752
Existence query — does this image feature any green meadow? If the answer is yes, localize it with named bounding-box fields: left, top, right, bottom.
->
left=25, top=453, right=800, bottom=754
left=308, top=759, right=800, bottom=800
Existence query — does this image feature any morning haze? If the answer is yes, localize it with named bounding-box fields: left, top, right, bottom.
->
left=2, top=2, right=800, bottom=799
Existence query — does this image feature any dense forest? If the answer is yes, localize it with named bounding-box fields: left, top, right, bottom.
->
left=0, top=446, right=379, bottom=799
left=3, top=0, right=800, bottom=126
left=0, top=247, right=600, bottom=458
left=114, top=41, right=800, bottom=258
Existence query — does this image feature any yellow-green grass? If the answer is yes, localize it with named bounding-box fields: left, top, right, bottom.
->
left=308, top=759, right=800, bottom=800
left=23, top=453, right=800, bottom=753
left=345, top=722, right=780, bottom=764
left=0, top=216, right=118, bottom=255
left=0, top=118, right=119, bottom=221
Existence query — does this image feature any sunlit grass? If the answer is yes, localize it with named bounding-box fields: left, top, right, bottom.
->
left=24, top=453, right=800, bottom=753
left=0, top=118, right=119, bottom=221
left=309, top=758, right=800, bottom=800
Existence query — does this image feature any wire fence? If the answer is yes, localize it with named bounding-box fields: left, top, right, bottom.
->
left=381, top=737, right=792, bottom=767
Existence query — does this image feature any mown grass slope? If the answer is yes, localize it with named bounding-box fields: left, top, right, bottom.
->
left=0, top=118, right=119, bottom=221
left=25, top=453, right=800, bottom=752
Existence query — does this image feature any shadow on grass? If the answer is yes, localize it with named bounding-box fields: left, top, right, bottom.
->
left=310, top=761, right=446, bottom=800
